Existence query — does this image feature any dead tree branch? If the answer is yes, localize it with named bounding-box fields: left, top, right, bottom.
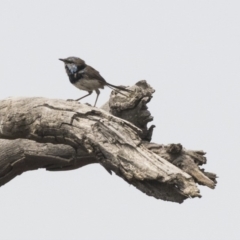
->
left=0, top=81, right=217, bottom=203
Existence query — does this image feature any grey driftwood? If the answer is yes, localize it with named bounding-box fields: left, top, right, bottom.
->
left=0, top=80, right=217, bottom=203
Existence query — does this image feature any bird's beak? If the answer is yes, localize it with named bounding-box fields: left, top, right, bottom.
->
left=59, top=58, right=66, bottom=62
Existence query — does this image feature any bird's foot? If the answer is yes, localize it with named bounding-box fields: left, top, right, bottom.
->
left=85, top=103, right=92, bottom=107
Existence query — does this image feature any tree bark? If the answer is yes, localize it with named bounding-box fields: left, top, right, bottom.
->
left=0, top=81, right=217, bottom=203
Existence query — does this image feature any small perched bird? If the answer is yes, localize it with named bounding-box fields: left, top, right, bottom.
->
left=59, top=57, right=131, bottom=106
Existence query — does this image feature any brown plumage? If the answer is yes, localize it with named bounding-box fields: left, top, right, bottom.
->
left=59, top=57, right=131, bottom=106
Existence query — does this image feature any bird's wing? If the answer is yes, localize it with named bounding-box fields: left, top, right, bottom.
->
left=82, top=66, right=106, bottom=83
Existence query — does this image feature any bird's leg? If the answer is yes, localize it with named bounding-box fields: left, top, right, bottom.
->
left=75, top=91, right=93, bottom=101
left=94, top=89, right=100, bottom=107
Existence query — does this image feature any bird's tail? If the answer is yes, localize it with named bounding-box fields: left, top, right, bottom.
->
left=106, top=82, right=132, bottom=92
left=106, top=83, right=132, bottom=97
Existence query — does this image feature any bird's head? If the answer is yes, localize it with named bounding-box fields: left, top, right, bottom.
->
left=59, top=57, right=86, bottom=67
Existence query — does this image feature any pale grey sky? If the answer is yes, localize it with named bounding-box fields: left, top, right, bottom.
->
left=0, top=1, right=239, bottom=239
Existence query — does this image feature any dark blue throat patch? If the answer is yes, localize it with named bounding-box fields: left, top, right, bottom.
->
left=66, top=64, right=78, bottom=75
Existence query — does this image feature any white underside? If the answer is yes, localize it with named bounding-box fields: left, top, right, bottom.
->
left=73, top=78, right=104, bottom=91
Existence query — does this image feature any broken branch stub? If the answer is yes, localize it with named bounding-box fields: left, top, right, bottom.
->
left=103, top=80, right=217, bottom=191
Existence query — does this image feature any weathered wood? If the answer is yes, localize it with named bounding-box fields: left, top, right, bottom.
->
left=0, top=81, right=217, bottom=203
left=144, top=142, right=217, bottom=189
left=103, top=80, right=217, bottom=190
left=0, top=139, right=98, bottom=186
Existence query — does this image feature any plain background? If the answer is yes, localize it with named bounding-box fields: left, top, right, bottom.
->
left=0, top=1, right=239, bottom=239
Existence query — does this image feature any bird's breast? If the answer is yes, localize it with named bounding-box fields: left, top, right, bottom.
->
left=73, top=78, right=104, bottom=91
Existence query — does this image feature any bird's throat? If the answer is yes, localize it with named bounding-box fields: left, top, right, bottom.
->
left=66, top=64, right=78, bottom=75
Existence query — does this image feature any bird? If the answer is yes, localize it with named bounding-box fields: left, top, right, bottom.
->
left=59, top=57, right=131, bottom=107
